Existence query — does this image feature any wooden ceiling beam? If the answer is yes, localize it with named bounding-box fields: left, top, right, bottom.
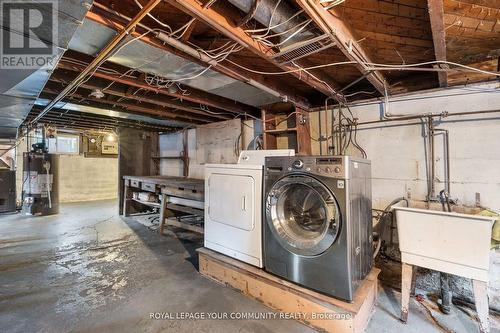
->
left=427, top=0, right=448, bottom=87
left=56, top=58, right=253, bottom=117
left=48, top=71, right=230, bottom=120
left=296, top=0, right=388, bottom=94
left=85, top=9, right=309, bottom=110
left=41, top=87, right=209, bottom=124
left=28, top=106, right=176, bottom=131
left=166, top=0, right=341, bottom=99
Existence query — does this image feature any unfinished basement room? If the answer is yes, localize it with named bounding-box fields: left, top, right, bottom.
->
left=0, top=0, right=499, bottom=332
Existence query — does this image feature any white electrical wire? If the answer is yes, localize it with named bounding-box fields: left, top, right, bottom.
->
left=291, top=60, right=339, bottom=98
left=253, top=0, right=283, bottom=39
left=260, top=20, right=313, bottom=48
left=244, top=9, right=304, bottom=33
left=225, top=59, right=500, bottom=77
left=134, top=0, right=173, bottom=32
left=322, top=0, right=345, bottom=10
left=255, top=19, right=311, bottom=40
left=171, top=18, right=196, bottom=39
left=145, top=42, right=243, bottom=87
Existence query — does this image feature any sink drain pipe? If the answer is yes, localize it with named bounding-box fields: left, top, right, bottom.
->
left=439, top=189, right=453, bottom=314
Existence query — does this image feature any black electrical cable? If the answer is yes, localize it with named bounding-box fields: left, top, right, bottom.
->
left=373, top=197, right=409, bottom=260
left=352, top=124, right=367, bottom=158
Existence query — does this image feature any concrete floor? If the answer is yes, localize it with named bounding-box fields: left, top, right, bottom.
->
left=0, top=200, right=497, bottom=333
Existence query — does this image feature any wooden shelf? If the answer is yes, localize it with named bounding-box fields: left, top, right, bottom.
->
left=150, top=130, right=189, bottom=177
left=261, top=103, right=311, bottom=155
left=166, top=203, right=204, bottom=217
left=264, top=127, right=298, bottom=134
left=151, top=156, right=182, bottom=159
left=131, top=198, right=161, bottom=208
left=164, top=218, right=203, bottom=234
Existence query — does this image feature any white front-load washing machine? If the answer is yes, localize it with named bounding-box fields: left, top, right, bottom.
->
left=204, top=150, right=294, bottom=267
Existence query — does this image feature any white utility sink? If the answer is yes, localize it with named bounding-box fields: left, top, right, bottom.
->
left=392, top=206, right=495, bottom=282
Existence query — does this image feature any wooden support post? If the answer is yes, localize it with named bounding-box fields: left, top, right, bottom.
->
left=472, top=279, right=490, bottom=333
left=122, top=183, right=130, bottom=217
left=296, top=107, right=312, bottom=155
left=182, top=130, right=189, bottom=178
left=401, top=263, right=413, bottom=323
left=159, top=193, right=168, bottom=235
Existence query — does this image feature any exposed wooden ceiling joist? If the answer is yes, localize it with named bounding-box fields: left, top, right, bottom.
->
left=41, top=87, right=209, bottom=124
left=86, top=9, right=310, bottom=109
left=295, top=0, right=388, bottom=94
left=56, top=57, right=256, bottom=116
left=27, top=107, right=175, bottom=132
left=428, top=0, right=448, bottom=87
left=48, top=71, right=230, bottom=121
left=167, top=0, right=341, bottom=99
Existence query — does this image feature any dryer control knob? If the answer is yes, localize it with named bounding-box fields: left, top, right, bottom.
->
left=325, top=167, right=331, bottom=173
left=334, top=167, right=341, bottom=173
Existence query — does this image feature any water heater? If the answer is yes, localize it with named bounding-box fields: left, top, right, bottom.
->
left=22, top=152, right=59, bottom=216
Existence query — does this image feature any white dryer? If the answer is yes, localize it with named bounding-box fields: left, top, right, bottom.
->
left=204, top=150, right=294, bottom=267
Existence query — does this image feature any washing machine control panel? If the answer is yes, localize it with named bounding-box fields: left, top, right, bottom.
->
left=266, top=156, right=350, bottom=178
left=291, top=159, right=304, bottom=169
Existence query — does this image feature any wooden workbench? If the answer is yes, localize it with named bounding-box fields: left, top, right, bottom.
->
left=122, top=175, right=204, bottom=233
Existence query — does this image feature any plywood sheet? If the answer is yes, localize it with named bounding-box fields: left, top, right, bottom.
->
left=198, top=247, right=380, bottom=333
left=196, top=119, right=242, bottom=164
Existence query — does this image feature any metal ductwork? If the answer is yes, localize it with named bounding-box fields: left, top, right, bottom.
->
left=227, top=0, right=334, bottom=63
left=227, top=0, right=315, bottom=46
left=0, top=0, right=93, bottom=140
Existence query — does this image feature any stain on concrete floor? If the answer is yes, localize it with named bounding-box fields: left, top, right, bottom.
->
left=0, top=200, right=497, bottom=333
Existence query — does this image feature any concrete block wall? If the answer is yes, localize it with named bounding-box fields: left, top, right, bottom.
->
left=14, top=135, right=118, bottom=203
left=310, top=82, right=500, bottom=211
left=58, top=155, right=118, bottom=203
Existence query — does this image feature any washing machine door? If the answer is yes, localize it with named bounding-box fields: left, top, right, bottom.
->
left=266, top=174, right=341, bottom=256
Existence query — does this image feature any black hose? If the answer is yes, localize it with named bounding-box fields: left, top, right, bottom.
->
left=373, top=197, right=408, bottom=259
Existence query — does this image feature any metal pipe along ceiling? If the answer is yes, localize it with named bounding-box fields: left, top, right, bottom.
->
left=227, top=0, right=313, bottom=44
